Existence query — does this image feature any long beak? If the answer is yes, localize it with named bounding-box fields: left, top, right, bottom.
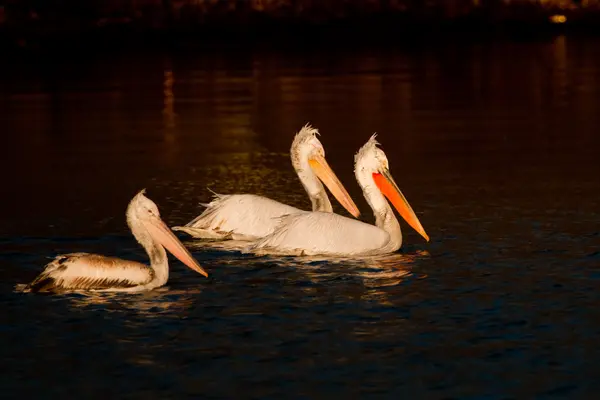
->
left=373, top=169, right=429, bottom=242
left=309, top=154, right=361, bottom=218
left=143, top=215, right=209, bottom=277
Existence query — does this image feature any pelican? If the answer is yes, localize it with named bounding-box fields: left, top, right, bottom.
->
left=243, top=135, right=430, bottom=256
left=172, top=124, right=360, bottom=241
left=22, top=190, right=208, bottom=294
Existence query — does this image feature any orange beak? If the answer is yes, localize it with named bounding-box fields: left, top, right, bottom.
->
left=373, top=169, right=429, bottom=242
left=144, top=214, right=209, bottom=277
left=309, top=154, right=361, bottom=218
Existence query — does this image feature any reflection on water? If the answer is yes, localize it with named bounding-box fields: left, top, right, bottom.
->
left=1, top=35, right=600, bottom=397
left=2, top=35, right=598, bottom=240
left=66, top=287, right=202, bottom=319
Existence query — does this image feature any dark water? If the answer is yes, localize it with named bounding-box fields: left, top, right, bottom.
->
left=1, top=35, right=600, bottom=398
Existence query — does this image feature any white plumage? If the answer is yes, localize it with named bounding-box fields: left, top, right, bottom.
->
left=244, top=135, right=430, bottom=257
left=247, top=212, right=392, bottom=256
left=172, top=124, right=360, bottom=240
left=176, top=193, right=302, bottom=241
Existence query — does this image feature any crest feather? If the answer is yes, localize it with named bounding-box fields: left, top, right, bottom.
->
left=355, top=133, right=381, bottom=163
left=294, top=123, right=320, bottom=141
left=132, top=188, right=148, bottom=202
left=291, top=123, right=322, bottom=155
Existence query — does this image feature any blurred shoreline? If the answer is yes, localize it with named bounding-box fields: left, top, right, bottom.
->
left=0, top=0, right=599, bottom=56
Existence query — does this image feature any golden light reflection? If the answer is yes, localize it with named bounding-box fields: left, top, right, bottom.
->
left=66, top=286, right=201, bottom=318
left=300, top=251, right=429, bottom=305
left=359, top=251, right=428, bottom=287
left=552, top=34, right=568, bottom=106
left=193, top=249, right=429, bottom=306
left=550, top=14, right=567, bottom=24
left=163, top=68, right=176, bottom=138
left=182, top=65, right=262, bottom=160
left=161, top=66, right=180, bottom=167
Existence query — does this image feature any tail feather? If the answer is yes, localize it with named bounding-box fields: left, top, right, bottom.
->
left=206, top=188, right=224, bottom=199
left=22, top=275, right=58, bottom=293
left=184, top=194, right=232, bottom=228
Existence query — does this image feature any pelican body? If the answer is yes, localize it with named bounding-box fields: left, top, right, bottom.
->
left=173, top=124, right=360, bottom=241
left=244, top=135, right=429, bottom=257
left=23, top=190, right=208, bottom=294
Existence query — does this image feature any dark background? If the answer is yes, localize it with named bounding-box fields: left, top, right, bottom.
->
left=1, top=1, right=599, bottom=398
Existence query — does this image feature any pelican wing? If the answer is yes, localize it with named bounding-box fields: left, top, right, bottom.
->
left=25, top=253, right=153, bottom=293
left=175, top=193, right=302, bottom=240
left=245, top=212, right=391, bottom=256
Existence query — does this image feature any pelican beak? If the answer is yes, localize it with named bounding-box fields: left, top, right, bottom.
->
left=144, top=215, right=209, bottom=277
left=309, top=153, right=361, bottom=218
left=373, top=169, right=429, bottom=242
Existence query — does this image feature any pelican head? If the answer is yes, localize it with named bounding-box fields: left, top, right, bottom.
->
left=355, top=135, right=429, bottom=242
left=127, top=189, right=209, bottom=277
left=291, top=123, right=360, bottom=217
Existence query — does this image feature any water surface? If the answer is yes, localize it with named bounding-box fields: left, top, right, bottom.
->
left=1, top=36, right=600, bottom=398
